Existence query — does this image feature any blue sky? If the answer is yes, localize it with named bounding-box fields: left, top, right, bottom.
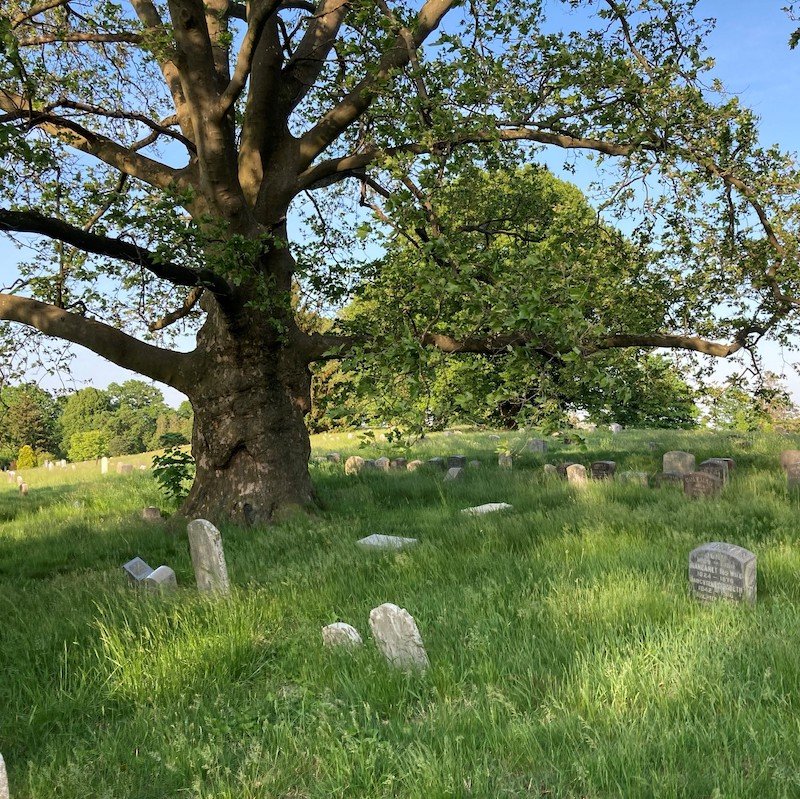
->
left=2, top=0, right=798, bottom=407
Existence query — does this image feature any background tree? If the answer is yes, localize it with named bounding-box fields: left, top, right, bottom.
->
left=0, top=382, right=61, bottom=460
left=58, top=387, right=111, bottom=454
left=1, top=0, right=798, bottom=523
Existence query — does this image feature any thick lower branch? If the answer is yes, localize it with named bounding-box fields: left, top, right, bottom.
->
left=0, top=294, right=196, bottom=389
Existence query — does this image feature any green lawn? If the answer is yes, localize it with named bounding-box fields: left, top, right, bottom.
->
left=3, top=429, right=800, bottom=798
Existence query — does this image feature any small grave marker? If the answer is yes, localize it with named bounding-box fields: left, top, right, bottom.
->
left=467, top=460, right=481, bottom=469
left=374, top=457, right=391, bottom=472
left=526, top=439, right=547, bottom=453
left=123, top=556, right=153, bottom=584
left=566, top=464, right=588, bottom=485
left=142, top=506, right=162, bottom=523
left=688, top=542, right=756, bottom=604
left=143, top=565, right=177, bottom=590
left=427, top=457, right=446, bottom=470
left=406, top=460, right=424, bottom=471
left=461, top=502, right=513, bottom=515
left=322, top=622, right=363, bottom=648
left=683, top=471, right=722, bottom=498
left=344, top=456, right=365, bottom=475
left=369, top=603, right=429, bottom=671
left=447, top=455, right=467, bottom=469
left=356, top=534, right=418, bottom=551
left=498, top=454, right=513, bottom=470
left=444, top=466, right=463, bottom=481
left=663, top=451, right=696, bottom=475
left=787, top=462, right=800, bottom=489
left=100, top=457, right=109, bottom=474
left=187, top=519, right=231, bottom=594
left=18, top=483, right=28, bottom=496
left=326, top=452, right=341, bottom=464
left=618, top=471, right=649, bottom=486
left=590, top=461, right=616, bottom=480
left=699, top=459, right=729, bottom=484
left=390, top=458, right=408, bottom=470
left=780, top=450, right=800, bottom=470
left=609, top=423, right=622, bottom=433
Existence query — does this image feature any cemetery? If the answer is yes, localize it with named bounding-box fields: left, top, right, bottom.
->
left=3, top=427, right=800, bottom=796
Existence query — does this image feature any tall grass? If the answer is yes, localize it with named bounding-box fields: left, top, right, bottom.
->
left=2, top=429, right=800, bottom=797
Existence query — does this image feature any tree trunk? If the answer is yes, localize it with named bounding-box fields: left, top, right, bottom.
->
left=180, top=303, right=316, bottom=527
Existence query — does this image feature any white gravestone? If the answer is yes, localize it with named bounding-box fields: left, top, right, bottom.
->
left=100, top=456, right=109, bottom=474
left=688, top=542, right=756, bottom=604
left=123, top=556, right=153, bottom=584
left=322, top=622, right=363, bottom=648
left=566, top=464, right=588, bottom=485
left=344, top=456, right=365, bottom=475
left=0, top=752, right=8, bottom=799
left=357, top=534, right=418, bottom=551
left=461, top=502, right=513, bottom=515
left=187, top=519, right=231, bottom=594
left=369, top=603, right=429, bottom=671
left=143, top=565, right=177, bottom=590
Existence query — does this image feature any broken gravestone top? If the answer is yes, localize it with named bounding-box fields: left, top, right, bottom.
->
left=122, top=556, right=153, bottom=584
left=369, top=603, right=429, bottom=670
left=187, top=519, right=231, bottom=594
left=357, top=534, right=418, bottom=551
left=322, top=622, right=363, bottom=648
left=461, top=502, right=513, bottom=515
left=444, top=467, right=463, bottom=482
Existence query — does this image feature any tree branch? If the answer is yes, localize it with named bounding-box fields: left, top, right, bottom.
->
left=0, top=209, right=232, bottom=296
left=0, top=294, right=195, bottom=389
left=148, top=287, right=204, bottom=331
left=18, top=32, right=144, bottom=46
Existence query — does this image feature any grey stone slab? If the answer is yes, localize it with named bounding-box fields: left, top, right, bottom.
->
left=788, top=462, right=800, bottom=489
left=344, top=455, right=365, bottom=475
left=123, top=556, right=153, bottom=584
left=652, top=471, right=684, bottom=487
left=444, top=467, right=463, bottom=482
left=143, top=565, right=177, bottom=590
left=369, top=603, right=429, bottom=671
left=390, top=458, right=408, bottom=470
left=699, top=459, right=729, bottom=484
left=326, top=452, right=341, bottom=464
left=447, top=455, right=467, bottom=469
left=0, top=752, right=7, bottom=799
left=117, top=463, right=133, bottom=475
left=357, top=534, right=418, bottom=551
left=590, top=460, right=616, bottom=480
left=18, top=483, right=28, bottom=496
left=618, top=471, right=649, bottom=486
left=683, top=471, right=722, bottom=498
left=467, top=460, right=481, bottom=469
left=322, top=622, right=363, bottom=648
left=461, top=502, right=513, bottom=515
left=543, top=464, right=558, bottom=476
left=427, top=457, right=446, bottom=470
left=526, top=438, right=547, bottom=453
left=609, top=423, right=623, bottom=433
left=374, top=456, right=391, bottom=472
left=142, top=506, right=162, bottom=523
left=688, top=542, right=756, bottom=604
left=187, top=519, right=231, bottom=594
left=781, top=450, right=800, bottom=470
left=100, top=456, right=109, bottom=473
left=663, top=451, right=696, bottom=475
left=498, top=454, right=513, bottom=469
left=556, top=461, right=578, bottom=477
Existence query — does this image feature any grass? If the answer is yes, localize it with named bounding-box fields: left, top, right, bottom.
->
left=3, top=428, right=800, bottom=797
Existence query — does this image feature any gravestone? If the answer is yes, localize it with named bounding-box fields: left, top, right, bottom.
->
left=566, top=464, right=588, bottom=485
left=326, top=452, right=341, bottom=464
left=357, top=534, right=418, bottom=551
left=117, top=463, right=133, bottom=475
left=427, top=457, right=446, bottom=470
left=526, top=438, right=547, bottom=453
left=58, top=459, right=66, bottom=468
left=461, top=502, right=513, bottom=515
left=100, top=457, right=109, bottom=474
left=618, top=471, right=649, bottom=486
left=543, top=464, right=558, bottom=477
left=322, top=622, right=363, bottom=648
left=142, top=506, right=162, bottom=523
left=406, top=460, right=424, bottom=471
left=362, top=459, right=378, bottom=471
left=688, top=542, right=756, bottom=604
left=556, top=461, right=578, bottom=477
left=780, top=450, right=800, bottom=470
left=699, top=459, right=729, bottom=484
left=498, top=454, right=513, bottom=470
left=647, top=441, right=659, bottom=451
left=467, top=460, right=481, bottom=469
left=123, top=556, right=153, bottom=584
left=663, top=451, right=696, bottom=475
left=609, top=423, right=623, bottom=433
left=0, top=752, right=7, bottom=799
left=16, top=475, right=23, bottom=485
left=683, top=471, right=722, bottom=498
left=447, top=455, right=467, bottom=469
left=18, top=483, right=28, bottom=496
left=390, top=458, right=408, bottom=470
left=787, top=462, right=800, bottom=489
left=143, top=565, right=177, bottom=590
left=652, top=471, right=684, bottom=487
left=444, top=466, right=463, bottom=482
left=344, top=456, right=365, bottom=475
left=187, top=519, right=231, bottom=594
left=488, top=435, right=500, bottom=441
left=369, top=603, right=429, bottom=671
left=590, top=461, right=616, bottom=480
left=374, top=456, right=391, bottom=472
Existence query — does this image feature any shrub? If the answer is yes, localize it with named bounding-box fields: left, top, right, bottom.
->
left=152, top=447, right=195, bottom=501
left=68, top=430, right=109, bottom=462
left=16, top=445, right=36, bottom=469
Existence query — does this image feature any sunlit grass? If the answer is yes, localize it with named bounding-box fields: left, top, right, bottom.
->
left=3, top=429, right=800, bottom=796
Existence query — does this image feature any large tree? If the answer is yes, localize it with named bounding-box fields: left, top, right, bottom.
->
left=0, top=0, right=798, bottom=523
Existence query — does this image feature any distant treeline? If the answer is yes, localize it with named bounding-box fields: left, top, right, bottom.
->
left=0, top=381, right=192, bottom=467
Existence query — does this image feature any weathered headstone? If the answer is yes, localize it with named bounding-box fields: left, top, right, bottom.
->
left=787, top=462, right=800, bottom=490
left=427, top=457, right=446, bottom=470
left=467, top=460, right=481, bottom=469
left=780, top=450, right=800, bottom=470
left=461, top=502, right=513, bottom=515
left=526, top=438, right=547, bottom=453
left=498, top=454, right=513, bottom=470
left=543, top=464, right=558, bottom=477
left=699, top=459, right=729, bottom=484
left=444, top=466, right=463, bottom=482
left=555, top=461, right=578, bottom=477
left=123, top=556, right=153, bottom=584
left=647, top=441, right=659, bottom=451
left=322, top=622, right=363, bottom=648
left=566, top=463, right=588, bottom=485
left=683, top=471, right=722, bottom=498
left=0, top=752, right=7, bottom=799
left=362, top=459, right=378, bottom=471
left=58, top=459, right=67, bottom=468
left=100, top=457, right=109, bottom=474
left=688, top=542, right=756, bottom=604
left=390, top=458, right=408, bottom=470
left=590, top=460, right=616, bottom=480
left=488, top=434, right=501, bottom=442
left=374, top=456, right=391, bottom=472
left=609, top=423, right=623, bottom=434
left=187, top=519, right=231, bottom=594
left=652, top=471, right=684, bottom=487
left=117, top=463, right=133, bottom=475
left=447, top=455, right=467, bottom=469
left=344, top=455, right=365, bottom=475
left=142, top=506, right=162, bottom=523
left=406, top=460, right=425, bottom=472
left=326, top=452, right=341, bottom=464
left=16, top=475, right=23, bottom=485
left=18, top=483, right=28, bottom=496
left=618, top=471, right=649, bottom=486
left=369, top=603, right=429, bottom=670
left=143, top=565, right=177, bottom=590
left=357, top=534, right=418, bottom=551
left=663, top=451, right=696, bottom=475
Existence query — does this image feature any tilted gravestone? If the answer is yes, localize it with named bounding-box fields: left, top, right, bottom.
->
left=780, top=450, right=800, bottom=470
left=0, top=752, right=7, bottom=799
left=590, top=461, right=616, bottom=480
left=187, top=519, right=231, bottom=594
left=143, top=565, right=177, bottom=590
left=344, top=456, right=365, bottom=475
left=322, top=622, right=363, bottom=648
left=566, top=464, right=588, bottom=485
left=683, top=471, right=722, bottom=498
left=699, top=459, right=729, bottom=484
left=688, top=542, right=756, bottom=603
left=447, top=455, right=467, bottom=469
left=369, top=603, right=429, bottom=670
left=406, top=460, right=425, bottom=472
left=123, top=556, right=153, bottom=584
left=498, top=454, right=513, bottom=470
left=787, top=462, right=800, bottom=490
left=461, top=502, right=513, bottom=515
left=357, top=534, right=418, bottom=551
left=444, top=467, right=463, bottom=482
left=526, top=438, right=547, bottom=453
left=663, top=451, right=696, bottom=475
